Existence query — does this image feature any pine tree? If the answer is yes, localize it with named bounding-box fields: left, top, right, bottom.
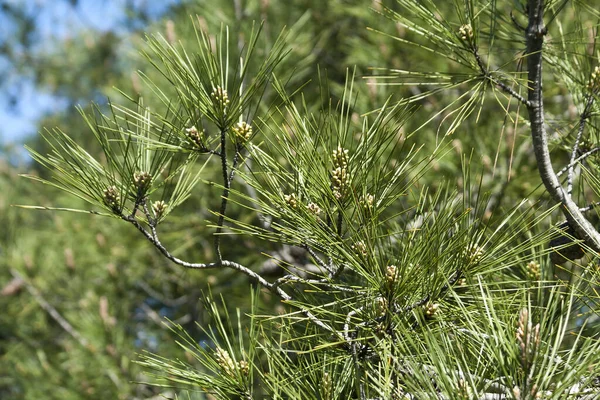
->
left=18, top=0, right=600, bottom=398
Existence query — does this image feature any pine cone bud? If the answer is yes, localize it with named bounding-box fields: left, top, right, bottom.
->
left=424, top=302, right=439, bottom=318
left=284, top=193, right=298, bottom=208
left=352, top=240, right=368, bottom=256
left=361, top=193, right=375, bottom=211
left=549, top=222, right=585, bottom=265
left=588, top=66, right=600, bottom=92
left=211, top=85, right=230, bottom=107
left=152, top=200, right=168, bottom=218
left=458, top=24, right=473, bottom=42
left=133, top=171, right=152, bottom=191
left=103, top=186, right=120, bottom=210
left=215, top=347, right=237, bottom=377
left=233, top=121, right=253, bottom=142
left=321, top=372, right=333, bottom=400
left=526, top=261, right=540, bottom=280
left=307, top=202, right=321, bottom=215
left=185, top=125, right=205, bottom=149
left=386, top=265, right=398, bottom=285
left=238, top=360, right=249, bottom=376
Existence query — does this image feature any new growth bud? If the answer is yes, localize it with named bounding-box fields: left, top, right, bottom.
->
left=284, top=193, right=298, bottom=208
left=133, top=171, right=152, bottom=191
left=211, top=85, right=230, bottom=107
left=331, top=147, right=351, bottom=200
left=307, top=202, right=321, bottom=215
left=103, top=186, right=120, bottom=210
left=458, top=24, right=474, bottom=42
left=152, top=200, right=168, bottom=218
left=215, top=347, right=237, bottom=378
left=233, top=121, right=253, bottom=142
left=587, top=66, right=600, bottom=92
left=185, top=125, right=205, bottom=149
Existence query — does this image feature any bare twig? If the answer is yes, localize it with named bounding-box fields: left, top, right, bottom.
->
left=214, top=127, right=231, bottom=261
left=567, top=94, right=596, bottom=194
left=556, top=146, right=600, bottom=177
left=472, top=46, right=530, bottom=107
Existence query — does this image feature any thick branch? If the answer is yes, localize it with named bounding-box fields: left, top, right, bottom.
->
left=525, top=0, right=600, bottom=253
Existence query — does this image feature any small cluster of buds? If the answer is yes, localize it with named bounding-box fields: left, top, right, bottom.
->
left=352, top=240, right=368, bottom=256
left=587, top=66, right=600, bottom=92
left=238, top=360, right=249, bottom=376
left=457, top=379, right=472, bottom=399
left=331, top=147, right=350, bottom=199
left=185, top=125, right=205, bottom=149
left=215, top=347, right=237, bottom=378
left=152, top=200, right=168, bottom=218
left=526, top=261, right=540, bottom=280
left=233, top=121, right=253, bottom=142
left=512, top=385, right=539, bottom=400
left=321, top=372, right=333, bottom=400
left=332, top=146, right=349, bottom=167
left=375, top=296, right=388, bottom=316
left=133, top=171, right=152, bottom=191
left=307, top=202, right=321, bottom=215
left=103, top=186, right=120, bottom=210
left=424, top=302, right=439, bottom=318
left=361, top=193, right=374, bottom=211
left=211, top=85, right=230, bottom=107
left=516, top=308, right=540, bottom=368
left=386, top=265, right=398, bottom=285
left=284, top=193, right=298, bottom=208
left=458, top=24, right=473, bottom=42
left=463, top=243, right=484, bottom=264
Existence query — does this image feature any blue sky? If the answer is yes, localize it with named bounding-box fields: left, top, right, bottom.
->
left=0, top=0, right=179, bottom=145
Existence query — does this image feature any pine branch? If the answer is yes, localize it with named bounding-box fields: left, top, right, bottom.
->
left=524, top=0, right=600, bottom=252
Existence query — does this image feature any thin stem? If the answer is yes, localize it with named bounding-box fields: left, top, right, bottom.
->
left=303, top=243, right=334, bottom=274
left=567, top=94, right=595, bottom=194
left=393, top=269, right=461, bottom=315
left=556, top=146, right=600, bottom=177
left=214, top=127, right=230, bottom=261
left=472, top=46, right=530, bottom=107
